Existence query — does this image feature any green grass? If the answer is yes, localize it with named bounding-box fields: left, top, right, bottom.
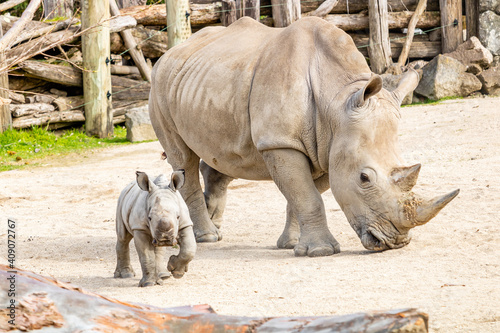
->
left=403, top=95, right=464, bottom=107
left=0, top=126, right=131, bottom=172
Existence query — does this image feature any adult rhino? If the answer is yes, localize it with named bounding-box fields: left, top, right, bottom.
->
left=149, top=17, right=459, bottom=257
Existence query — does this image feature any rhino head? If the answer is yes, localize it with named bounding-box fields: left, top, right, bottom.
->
left=136, top=171, right=186, bottom=247
left=329, top=69, right=459, bottom=251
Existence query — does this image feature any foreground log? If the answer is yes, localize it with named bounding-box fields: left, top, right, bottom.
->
left=324, top=10, right=440, bottom=31
left=0, top=265, right=429, bottom=332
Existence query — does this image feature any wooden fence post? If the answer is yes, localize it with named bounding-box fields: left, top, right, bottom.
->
left=241, top=0, right=260, bottom=20
left=439, top=0, right=462, bottom=53
left=0, top=25, right=11, bottom=133
left=465, top=0, right=479, bottom=40
left=271, top=0, right=301, bottom=27
left=368, top=0, right=392, bottom=74
left=82, top=0, right=113, bottom=138
left=166, top=0, right=192, bottom=49
left=222, top=0, right=237, bottom=26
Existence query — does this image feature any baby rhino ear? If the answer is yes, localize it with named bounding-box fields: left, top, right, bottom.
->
left=136, top=171, right=157, bottom=192
left=170, top=170, right=185, bottom=191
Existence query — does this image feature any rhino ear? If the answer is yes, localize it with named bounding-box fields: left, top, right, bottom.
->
left=352, top=74, right=383, bottom=108
left=170, top=170, right=185, bottom=191
left=391, top=68, right=420, bottom=106
left=136, top=171, right=157, bottom=192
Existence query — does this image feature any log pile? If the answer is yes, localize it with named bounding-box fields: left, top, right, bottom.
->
left=0, top=265, right=429, bottom=332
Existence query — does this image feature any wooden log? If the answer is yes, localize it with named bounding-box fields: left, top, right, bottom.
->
left=0, top=0, right=42, bottom=51
left=10, top=102, right=55, bottom=117
left=9, top=90, right=25, bottom=103
left=271, top=0, right=301, bottom=27
left=116, top=0, right=146, bottom=9
left=19, top=60, right=83, bottom=87
left=397, top=0, right=427, bottom=67
left=0, top=27, right=10, bottom=132
left=439, top=0, right=462, bottom=53
left=82, top=0, right=113, bottom=138
left=110, top=64, right=140, bottom=75
left=110, top=26, right=168, bottom=59
left=303, top=0, right=339, bottom=18
left=167, top=0, right=192, bottom=49
left=109, top=15, right=137, bottom=33
left=301, top=0, right=440, bottom=14
left=110, top=0, right=151, bottom=82
left=111, top=75, right=150, bottom=100
left=12, top=109, right=85, bottom=128
left=354, top=35, right=441, bottom=59
left=43, top=0, right=73, bottom=20
left=221, top=0, right=237, bottom=26
left=0, top=264, right=429, bottom=332
left=368, top=0, right=392, bottom=74
left=324, top=11, right=441, bottom=32
left=191, top=2, right=224, bottom=25
left=0, top=0, right=27, bottom=13
left=240, top=0, right=260, bottom=21
left=465, top=0, right=479, bottom=39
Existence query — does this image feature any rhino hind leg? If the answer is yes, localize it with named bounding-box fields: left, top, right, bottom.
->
left=114, top=225, right=136, bottom=278
left=200, top=160, right=234, bottom=229
left=262, top=149, right=340, bottom=257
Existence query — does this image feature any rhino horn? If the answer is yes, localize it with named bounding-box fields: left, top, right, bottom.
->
left=391, top=68, right=420, bottom=106
left=412, top=189, right=460, bottom=226
left=391, top=163, right=421, bottom=191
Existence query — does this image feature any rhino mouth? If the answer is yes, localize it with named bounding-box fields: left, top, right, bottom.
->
left=152, top=238, right=177, bottom=247
left=361, top=228, right=387, bottom=251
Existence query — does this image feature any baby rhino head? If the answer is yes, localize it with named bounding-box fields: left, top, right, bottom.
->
left=136, top=170, right=185, bottom=247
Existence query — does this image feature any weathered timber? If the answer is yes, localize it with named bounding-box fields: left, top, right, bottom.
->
left=43, top=0, right=73, bottom=20
left=398, top=0, right=427, bottom=67
left=10, top=102, right=55, bottom=117
left=19, top=60, right=83, bottom=87
left=271, top=0, right=301, bottom=27
left=167, top=0, right=192, bottom=49
left=110, top=26, right=168, bottom=58
left=368, top=0, right=392, bottom=73
left=0, top=0, right=27, bottom=13
left=5, top=27, right=79, bottom=64
left=119, top=3, right=223, bottom=27
left=0, top=265, right=429, bottom=332
left=110, top=0, right=151, bottom=81
left=324, top=11, right=441, bottom=31
left=0, top=27, right=10, bottom=132
left=116, top=0, right=146, bottom=8
left=111, top=75, right=150, bottom=100
left=8, top=90, right=25, bottom=103
left=0, top=0, right=41, bottom=51
left=301, top=0, right=439, bottom=14
left=238, top=0, right=260, bottom=21
left=112, top=99, right=148, bottom=117
left=439, top=0, right=462, bottom=53
left=111, top=64, right=141, bottom=75
left=109, top=15, right=137, bottom=33
left=303, top=0, right=339, bottom=18
left=82, top=0, right=113, bottom=138
left=465, top=0, right=479, bottom=39
left=354, top=35, right=441, bottom=59
left=221, top=0, right=237, bottom=26
left=12, top=109, right=85, bottom=128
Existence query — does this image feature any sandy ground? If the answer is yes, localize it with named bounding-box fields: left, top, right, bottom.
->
left=0, top=96, right=499, bottom=332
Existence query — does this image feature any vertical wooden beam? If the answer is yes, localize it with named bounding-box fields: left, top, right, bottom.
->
left=82, top=0, right=113, bottom=138
left=439, top=0, right=462, bottom=53
left=465, top=0, right=479, bottom=40
left=0, top=24, right=11, bottom=133
left=166, top=0, right=192, bottom=49
left=368, top=0, right=392, bottom=73
left=243, top=0, right=260, bottom=20
left=43, top=0, right=73, bottom=20
left=271, top=0, right=301, bottom=27
left=222, top=0, right=237, bottom=26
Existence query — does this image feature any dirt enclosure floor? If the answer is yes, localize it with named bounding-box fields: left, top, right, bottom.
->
left=1, top=96, right=499, bottom=332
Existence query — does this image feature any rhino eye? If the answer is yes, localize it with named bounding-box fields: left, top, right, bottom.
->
left=360, top=173, right=370, bottom=183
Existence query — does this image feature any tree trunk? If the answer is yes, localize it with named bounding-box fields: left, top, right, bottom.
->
left=221, top=0, right=237, bottom=26
left=465, top=0, right=479, bottom=39
left=238, top=0, right=260, bottom=21
left=166, top=0, right=192, bottom=49
left=271, top=0, right=301, bottom=27
left=368, top=0, right=392, bottom=73
left=82, top=0, right=113, bottom=138
left=0, top=264, right=430, bottom=332
left=116, top=0, right=146, bottom=9
left=439, top=0, right=462, bottom=53
left=43, top=0, right=73, bottom=20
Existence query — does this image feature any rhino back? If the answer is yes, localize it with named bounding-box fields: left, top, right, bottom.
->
left=116, top=182, right=149, bottom=233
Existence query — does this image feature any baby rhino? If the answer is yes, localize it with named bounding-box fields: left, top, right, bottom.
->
left=114, top=170, right=196, bottom=287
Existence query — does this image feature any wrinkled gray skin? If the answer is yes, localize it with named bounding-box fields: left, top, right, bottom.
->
left=114, top=171, right=196, bottom=287
left=149, top=17, right=459, bottom=257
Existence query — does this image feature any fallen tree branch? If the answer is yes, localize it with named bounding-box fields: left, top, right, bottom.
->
left=0, top=0, right=27, bottom=13
left=303, top=0, right=339, bottom=17
left=397, top=0, right=427, bottom=67
left=0, top=0, right=42, bottom=51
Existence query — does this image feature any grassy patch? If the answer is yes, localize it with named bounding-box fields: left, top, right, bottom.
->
left=403, top=96, right=464, bottom=107
left=0, top=126, right=131, bottom=172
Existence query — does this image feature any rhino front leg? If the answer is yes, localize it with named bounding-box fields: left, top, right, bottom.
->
left=114, top=230, right=136, bottom=278
left=277, top=173, right=330, bottom=249
left=154, top=246, right=170, bottom=280
left=133, top=230, right=162, bottom=287
left=168, top=226, right=197, bottom=279
left=262, top=149, right=340, bottom=257
left=200, top=160, right=234, bottom=229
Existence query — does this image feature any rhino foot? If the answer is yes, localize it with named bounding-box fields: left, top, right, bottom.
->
left=195, top=228, right=222, bottom=242
left=114, top=267, right=135, bottom=279
left=138, top=276, right=165, bottom=287
left=158, top=271, right=171, bottom=280
left=277, top=234, right=299, bottom=249
left=293, top=237, right=341, bottom=257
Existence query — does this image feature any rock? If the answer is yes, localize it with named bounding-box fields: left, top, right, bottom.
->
left=415, top=55, right=482, bottom=100
left=125, top=104, right=157, bottom=142
left=467, top=63, right=483, bottom=75
left=479, top=0, right=500, bottom=15
left=381, top=73, right=413, bottom=105
left=479, top=11, right=500, bottom=56
left=492, top=55, right=500, bottom=67
left=477, top=66, right=500, bottom=95
left=444, top=37, right=493, bottom=68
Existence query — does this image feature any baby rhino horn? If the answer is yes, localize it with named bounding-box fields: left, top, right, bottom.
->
left=391, top=164, right=421, bottom=191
